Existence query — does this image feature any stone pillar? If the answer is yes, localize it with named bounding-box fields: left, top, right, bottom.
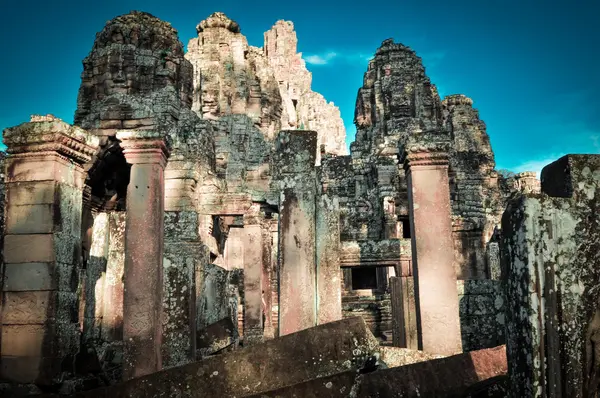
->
left=261, top=218, right=275, bottom=340
left=224, top=227, right=245, bottom=271
left=274, top=130, right=318, bottom=336
left=101, top=212, right=126, bottom=343
left=83, top=212, right=110, bottom=341
left=243, top=204, right=275, bottom=345
left=161, top=152, right=209, bottom=368
left=243, top=220, right=264, bottom=345
left=116, top=130, right=168, bottom=380
left=1, top=116, right=99, bottom=384
left=316, top=194, right=342, bottom=324
left=162, top=211, right=207, bottom=368
left=502, top=155, right=600, bottom=398
left=269, top=218, right=280, bottom=337
left=402, top=141, right=462, bottom=355
left=390, top=276, right=418, bottom=349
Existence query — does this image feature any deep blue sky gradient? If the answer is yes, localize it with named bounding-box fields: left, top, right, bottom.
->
left=1, top=0, right=598, bottom=174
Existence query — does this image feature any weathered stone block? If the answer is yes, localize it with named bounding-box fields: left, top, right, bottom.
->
left=73, top=317, right=379, bottom=398
left=2, top=262, right=77, bottom=292
left=2, top=291, right=77, bottom=324
left=5, top=204, right=55, bottom=234
left=1, top=323, right=79, bottom=358
left=379, top=346, right=445, bottom=368
left=4, top=234, right=54, bottom=263
left=6, top=181, right=56, bottom=205
left=196, top=317, right=237, bottom=358
left=253, top=345, right=507, bottom=397
left=164, top=211, right=199, bottom=241
left=6, top=155, right=85, bottom=188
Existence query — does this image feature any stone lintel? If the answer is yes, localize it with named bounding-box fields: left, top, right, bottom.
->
left=3, top=117, right=99, bottom=165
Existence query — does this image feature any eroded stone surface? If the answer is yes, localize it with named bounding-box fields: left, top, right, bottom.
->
left=186, top=13, right=346, bottom=166
left=253, top=345, right=507, bottom=397
left=501, top=155, right=600, bottom=398
left=72, top=317, right=380, bottom=398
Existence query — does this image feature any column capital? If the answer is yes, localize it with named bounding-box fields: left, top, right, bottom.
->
left=116, top=130, right=169, bottom=167
left=401, top=141, right=450, bottom=170
left=3, top=115, right=100, bottom=165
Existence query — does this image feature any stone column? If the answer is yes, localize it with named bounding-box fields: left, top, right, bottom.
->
left=316, top=193, right=342, bottom=324
left=243, top=219, right=264, bottom=345
left=116, top=130, right=168, bottom=380
left=261, top=218, right=275, bottom=340
left=390, top=276, right=418, bottom=349
left=1, top=116, right=99, bottom=384
left=163, top=211, right=207, bottom=368
left=243, top=204, right=276, bottom=344
left=101, top=212, right=126, bottom=343
left=502, top=155, right=600, bottom=398
left=402, top=141, right=462, bottom=355
left=162, top=153, right=209, bottom=368
left=274, top=130, right=318, bottom=336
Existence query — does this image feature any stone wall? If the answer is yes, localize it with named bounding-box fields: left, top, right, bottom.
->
left=501, top=155, right=600, bottom=398
left=457, top=280, right=505, bottom=352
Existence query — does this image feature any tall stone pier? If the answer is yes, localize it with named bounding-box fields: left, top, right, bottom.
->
left=117, top=130, right=169, bottom=380
left=274, top=130, right=318, bottom=336
left=243, top=206, right=265, bottom=345
left=316, top=193, right=342, bottom=324
left=402, top=137, right=462, bottom=355
left=502, top=155, right=600, bottom=398
left=1, top=116, right=98, bottom=384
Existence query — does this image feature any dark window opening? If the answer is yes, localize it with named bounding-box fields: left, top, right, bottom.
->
left=351, top=267, right=377, bottom=290
left=292, top=99, right=298, bottom=110
left=401, top=218, right=411, bottom=238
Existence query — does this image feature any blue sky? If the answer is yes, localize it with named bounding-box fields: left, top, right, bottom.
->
left=1, top=0, right=598, bottom=175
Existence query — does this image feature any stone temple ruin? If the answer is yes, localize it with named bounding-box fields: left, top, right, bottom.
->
left=0, top=10, right=598, bottom=398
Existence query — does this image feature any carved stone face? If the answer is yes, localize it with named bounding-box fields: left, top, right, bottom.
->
left=74, top=11, right=193, bottom=128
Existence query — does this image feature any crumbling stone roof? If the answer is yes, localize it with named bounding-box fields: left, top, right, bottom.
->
left=92, top=11, right=184, bottom=56
left=196, top=12, right=241, bottom=33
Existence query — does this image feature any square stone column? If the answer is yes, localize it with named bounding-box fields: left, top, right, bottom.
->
left=274, top=130, right=318, bottom=336
left=163, top=211, right=206, bottom=368
left=116, top=130, right=168, bottom=380
left=390, top=276, right=418, bottom=349
left=402, top=141, right=462, bottom=355
left=1, top=116, right=99, bottom=385
left=161, top=152, right=208, bottom=368
left=243, top=218, right=264, bottom=345
left=316, top=193, right=342, bottom=324
left=241, top=204, right=275, bottom=345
